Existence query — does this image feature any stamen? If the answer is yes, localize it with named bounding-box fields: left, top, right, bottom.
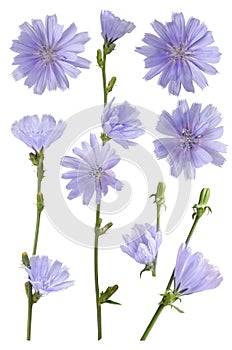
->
left=181, top=129, right=201, bottom=151
left=89, top=165, right=104, bottom=179
left=40, top=46, right=55, bottom=62
left=169, top=43, right=190, bottom=61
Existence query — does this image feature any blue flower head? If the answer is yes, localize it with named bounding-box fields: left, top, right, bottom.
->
left=174, top=244, right=223, bottom=295
left=121, top=223, right=162, bottom=265
left=154, top=100, right=226, bottom=179
left=100, top=10, right=135, bottom=45
left=136, top=12, right=221, bottom=95
left=61, top=134, right=123, bottom=205
left=11, top=114, right=66, bottom=151
left=101, top=98, right=144, bottom=148
left=24, top=255, right=74, bottom=295
left=11, top=15, right=90, bottom=94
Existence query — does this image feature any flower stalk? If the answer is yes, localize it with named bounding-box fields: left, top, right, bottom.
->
left=97, top=44, right=116, bottom=106
left=94, top=203, right=102, bottom=340
left=27, top=150, right=45, bottom=340
left=140, top=188, right=211, bottom=340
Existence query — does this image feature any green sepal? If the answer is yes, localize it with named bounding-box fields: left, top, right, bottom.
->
left=99, top=284, right=119, bottom=304
left=29, top=148, right=44, bottom=167
left=101, top=133, right=111, bottom=144
left=170, top=304, right=184, bottom=313
left=104, top=42, right=116, bottom=55
left=159, top=290, right=184, bottom=313
left=29, top=152, right=40, bottom=166
left=140, top=259, right=157, bottom=278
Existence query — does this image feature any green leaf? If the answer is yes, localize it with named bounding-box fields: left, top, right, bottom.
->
left=104, top=300, right=121, bottom=306
left=99, top=284, right=119, bottom=304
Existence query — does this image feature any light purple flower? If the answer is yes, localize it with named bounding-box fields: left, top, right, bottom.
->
left=154, top=100, right=226, bottom=179
left=61, top=133, right=123, bottom=205
left=120, top=224, right=162, bottom=265
left=174, top=244, right=223, bottom=295
left=100, top=10, right=135, bottom=44
left=101, top=98, right=144, bottom=148
left=136, top=12, right=221, bottom=96
left=24, top=255, right=74, bottom=295
left=11, top=14, right=90, bottom=94
left=11, top=114, right=66, bottom=151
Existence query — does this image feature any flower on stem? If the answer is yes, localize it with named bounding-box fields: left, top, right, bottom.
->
left=174, top=244, right=223, bottom=296
left=23, top=255, right=74, bottom=295
left=154, top=100, right=226, bottom=179
left=136, top=12, right=221, bottom=96
left=11, top=14, right=90, bottom=94
left=121, top=224, right=162, bottom=276
left=100, top=10, right=135, bottom=45
left=101, top=98, right=144, bottom=148
left=11, top=114, right=66, bottom=152
left=61, top=133, right=123, bottom=205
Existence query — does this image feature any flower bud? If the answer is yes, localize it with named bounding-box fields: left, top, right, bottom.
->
left=198, top=188, right=210, bottom=206
left=192, top=188, right=212, bottom=219
left=97, top=49, right=103, bottom=67
left=99, top=284, right=119, bottom=304
left=22, top=252, right=30, bottom=267
left=150, top=182, right=166, bottom=208
left=101, top=222, right=113, bottom=234
left=37, top=192, right=44, bottom=212
left=106, top=76, right=117, bottom=93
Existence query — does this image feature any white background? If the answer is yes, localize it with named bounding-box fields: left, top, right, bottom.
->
left=0, top=0, right=231, bottom=349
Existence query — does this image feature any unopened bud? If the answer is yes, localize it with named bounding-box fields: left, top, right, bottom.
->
left=101, top=222, right=113, bottom=234
left=198, top=188, right=210, bottom=206
left=22, top=252, right=30, bottom=267
left=150, top=182, right=166, bottom=208
left=37, top=192, right=44, bottom=212
left=106, top=76, right=117, bottom=93
left=97, top=49, right=103, bottom=67
left=192, top=188, right=212, bottom=219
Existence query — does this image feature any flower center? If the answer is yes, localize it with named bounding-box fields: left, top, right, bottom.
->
left=181, top=129, right=201, bottom=151
left=170, top=44, right=189, bottom=61
left=89, top=165, right=104, bottom=179
left=40, top=46, right=55, bottom=63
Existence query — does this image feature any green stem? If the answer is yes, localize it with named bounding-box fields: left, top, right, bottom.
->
left=156, top=205, right=161, bottom=232
left=27, top=151, right=44, bottom=340
left=32, top=152, right=44, bottom=255
left=101, top=49, right=107, bottom=106
left=140, top=303, right=166, bottom=341
left=94, top=203, right=102, bottom=340
left=32, top=210, right=42, bottom=255
left=185, top=215, right=200, bottom=245
left=26, top=282, right=33, bottom=340
left=140, top=213, right=202, bottom=340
